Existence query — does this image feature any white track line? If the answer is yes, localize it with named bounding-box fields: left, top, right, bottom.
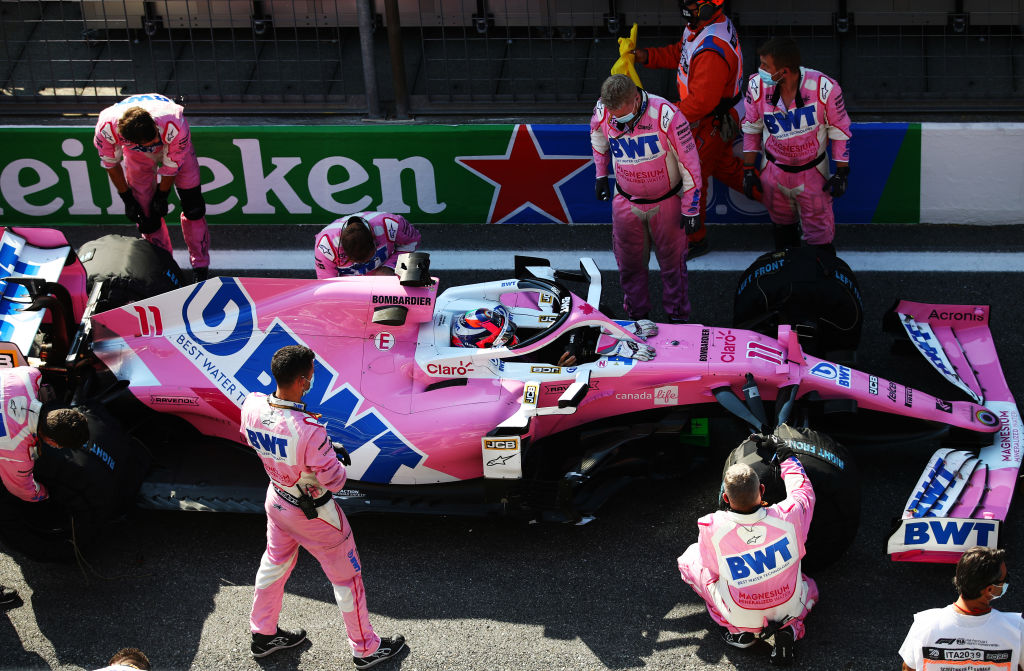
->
left=175, top=250, right=1024, bottom=273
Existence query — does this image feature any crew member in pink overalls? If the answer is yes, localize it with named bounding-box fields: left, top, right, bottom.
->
left=590, top=74, right=702, bottom=323
left=678, top=451, right=817, bottom=666
left=314, top=212, right=422, bottom=279
left=741, top=37, right=852, bottom=252
left=94, top=93, right=211, bottom=281
left=0, top=367, right=89, bottom=503
left=241, top=345, right=405, bottom=667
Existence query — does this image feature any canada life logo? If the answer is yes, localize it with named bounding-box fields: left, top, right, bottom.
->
left=654, top=385, right=679, bottom=406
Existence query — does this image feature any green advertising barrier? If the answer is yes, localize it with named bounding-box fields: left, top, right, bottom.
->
left=0, top=122, right=927, bottom=226
left=0, top=125, right=529, bottom=226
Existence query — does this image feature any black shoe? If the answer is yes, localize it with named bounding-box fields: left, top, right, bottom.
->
left=769, top=627, right=795, bottom=666
left=0, top=585, right=23, bottom=612
left=687, top=238, right=711, bottom=259
left=251, top=627, right=307, bottom=658
left=193, top=267, right=210, bottom=283
left=353, top=635, right=406, bottom=669
left=668, top=315, right=689, bottom=324
left=720, top=627, right=757, bottom=649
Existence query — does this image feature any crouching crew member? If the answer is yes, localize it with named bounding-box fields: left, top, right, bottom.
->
left=678, top=447, right=817, bottom=666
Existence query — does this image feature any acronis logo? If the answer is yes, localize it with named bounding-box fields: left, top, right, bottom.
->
left=177, top=278, right=424, bottom=483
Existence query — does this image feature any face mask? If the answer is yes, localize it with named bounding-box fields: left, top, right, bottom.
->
left=758, top=68, right=781, bottom=86
left=614, top=110, right=636, bottom=124
left=992, top=582, right=1009, bottom=600
left=303, top=373, right=314, bottom=396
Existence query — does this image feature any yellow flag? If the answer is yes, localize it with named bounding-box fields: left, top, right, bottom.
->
left=610, top=23, right=643, bottom=88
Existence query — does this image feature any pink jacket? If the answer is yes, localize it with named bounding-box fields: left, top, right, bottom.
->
left=694, top=457, right=815, bottom=628
left=240, top=392, right=346, bottom=497
left=741, top=68, right=851, bottom=168
left=93, top=93, right=197, bottom=178
left=314, top=212, right=422, bottom=279
left=589, top=91, right=702, bottom=217
left=0, top=367, right=47, bottom=502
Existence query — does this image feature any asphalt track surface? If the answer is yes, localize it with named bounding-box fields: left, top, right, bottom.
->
left=2, top=222, right=1024, bottom=671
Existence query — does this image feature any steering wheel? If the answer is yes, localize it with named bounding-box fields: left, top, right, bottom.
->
left=508, top=278, right=572, bottom=350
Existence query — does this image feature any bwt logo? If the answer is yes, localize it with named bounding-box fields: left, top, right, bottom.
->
left=609, top=135, right=662, bottom=160
left=903, top=520, right=997, bottom=547
left=809, top=362, right=852, bottom=388
left=764, top=106, right=816, bottom=136
left=246, top=429, right=290, bottom=459
left=725, top=536, right=794, bottom=580
left=179, top=278, right=424, bottom=484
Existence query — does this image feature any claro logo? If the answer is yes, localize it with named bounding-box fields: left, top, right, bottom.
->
left=427, top=360, right=474, bottom=376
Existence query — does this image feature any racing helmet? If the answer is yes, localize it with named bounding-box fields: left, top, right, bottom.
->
left=679, top=0, right=723, bottom=28
left=451, top=305, right=518, bottom=348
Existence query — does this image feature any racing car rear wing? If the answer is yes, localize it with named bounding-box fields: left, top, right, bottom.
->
left=885, top=301, right=1022, bottom=563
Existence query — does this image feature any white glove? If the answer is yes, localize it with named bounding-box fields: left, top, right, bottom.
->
left=297, top=470, right=323, bottom=489
left=598, top=339, right=656, bottom=361
left=627, top=319, right=658, bottom=340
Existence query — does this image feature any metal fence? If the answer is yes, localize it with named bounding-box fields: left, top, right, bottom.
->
left=1, top=0, right=1021, bottom=116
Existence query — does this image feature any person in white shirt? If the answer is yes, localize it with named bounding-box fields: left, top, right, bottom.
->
left=899, top=546, right=1024, bottom=671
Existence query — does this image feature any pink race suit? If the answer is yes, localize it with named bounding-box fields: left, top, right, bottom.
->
left=0, top=367, right=48, bottom=502
left=314, top=212, right=422, bottom=279
left=741, top=69, right=852, bottom=245
left=590, top=91, right=702, bottom=321
left=678, top=457, right=818, bottom=639
left=94, top=93, right=210, bottom=269
left=241, top=392, right=381, bottom=657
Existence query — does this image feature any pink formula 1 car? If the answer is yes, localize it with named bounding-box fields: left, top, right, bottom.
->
left=0, top=227, right=1019, bottom=566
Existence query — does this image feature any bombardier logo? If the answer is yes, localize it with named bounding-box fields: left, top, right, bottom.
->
left=372, top=295, right=431, bottom=306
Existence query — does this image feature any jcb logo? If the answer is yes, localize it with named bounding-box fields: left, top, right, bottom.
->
left=538, top=314, right=557, bottom=323
left=530, top=366, right=561, bottom=374
left=523, top=383, right=538, bottom=405
left=483, top=438, right=519, bottom=450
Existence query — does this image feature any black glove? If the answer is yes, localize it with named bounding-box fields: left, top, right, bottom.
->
left=823, top=165, right=850, bottom=198
left=333, top=442, right=352, bottom=466
left=137, top=211, right=162, bottom=235
left=742, top=167, right=762, bottom=200
left=595, top=176, right=611, bottom=201
left=774, top=441, right=797, bottom=464
left=681, top=214, right=700, bottom=234
left=118, top=190, right=144, bottom=225
left=150, top=188, right=170, bottom=220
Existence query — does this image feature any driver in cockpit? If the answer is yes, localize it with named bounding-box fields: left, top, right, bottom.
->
left=450, top=304, right=659, bottom=364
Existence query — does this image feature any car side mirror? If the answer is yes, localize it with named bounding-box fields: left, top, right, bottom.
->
left=397, top=252, right=432, bottom=287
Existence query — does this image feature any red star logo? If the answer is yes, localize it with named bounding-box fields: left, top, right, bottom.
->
left=457, top=125, right=592, bottom=224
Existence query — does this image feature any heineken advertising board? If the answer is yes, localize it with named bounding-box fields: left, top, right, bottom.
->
left=0, top=122, right=920, bottom=226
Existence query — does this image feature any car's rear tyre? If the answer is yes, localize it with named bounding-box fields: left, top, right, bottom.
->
left=722, top=424, right=861, bottom=572
left=77, top=234, right=187, bottom=312
left=733, top=247, right=863, bottom=356
left=0, top=402, right=150, bottom=562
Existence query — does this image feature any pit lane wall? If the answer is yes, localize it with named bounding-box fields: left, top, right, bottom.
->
left=0, top=122, right=1021, bottom=226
